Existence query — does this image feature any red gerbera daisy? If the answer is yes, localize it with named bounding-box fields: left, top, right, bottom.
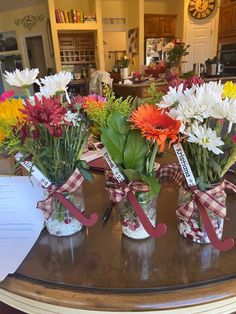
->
left=21, top=96, right=66, bottom=134
left=130, top=103, right=181, bottom=152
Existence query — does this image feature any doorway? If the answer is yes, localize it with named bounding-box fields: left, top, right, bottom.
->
left=183, top=20, right=216, bottom=73
left=26, top=36, right=47, bottom=91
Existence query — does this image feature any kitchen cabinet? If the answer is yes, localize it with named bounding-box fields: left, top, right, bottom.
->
left=159, top=17, right=176, bottom=38
left=144, top=14, right=176, bottom=38
left=58, top=33, right=95, bottom=66
left=144, top=16, right=160, bottom=38
left=218, top=2, right=236, bottom=39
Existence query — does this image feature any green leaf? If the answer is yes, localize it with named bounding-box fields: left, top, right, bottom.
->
left=101, top=128, right=126, bottom=164
left=107, top=112, right=130, bottom=135
left=78, top=167, right=94, bottom=183
left=140, top=174, right=160, bottom=196
left=122, top=169, right=141, bottom=182
left=79, top=160, right=90, bottom=170
left=123, top=130, right=148, bottom=170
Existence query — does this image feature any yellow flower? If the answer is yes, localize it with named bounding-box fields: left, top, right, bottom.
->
left=223, top=81, right=236, bottom=99
left=0, top=98, right=25, bottom=143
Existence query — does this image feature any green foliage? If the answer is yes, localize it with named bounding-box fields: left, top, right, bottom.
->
left=168, top=43, right=190, bottom=67
left=123, top=130, right=147, bottom=171
left=104, top=87, right=133, bottom=118
left=101, top=127, right=126, bottom=164
left=107, top=111, right=130, bottom=135
left=138, top=82, right=163, bottom=105
left=140, top=174, right=161, bottom=197
left=101, top=112, right=160, bottom=195
left=85, top=105, right=109, bottom=128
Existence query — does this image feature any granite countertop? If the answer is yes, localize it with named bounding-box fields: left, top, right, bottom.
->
left=203, top=76, right=236, bottom=82
left=113, top=78, right=167, bottom=88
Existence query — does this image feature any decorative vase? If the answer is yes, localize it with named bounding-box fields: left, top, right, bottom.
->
left=118, top=191, right=157, bottom=240
left=177, top=185, right=226, bottom=244
left=120, top=67, right=129, bottom=80
left=45, top=185, right=85, bottom=237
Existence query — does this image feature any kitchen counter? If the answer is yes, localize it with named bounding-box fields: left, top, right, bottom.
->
left=203, top=76, right=236, bottom=82
left=113, top=79, right=168, bottom=98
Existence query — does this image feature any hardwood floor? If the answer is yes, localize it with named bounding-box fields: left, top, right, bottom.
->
left=0, top=302, right=25, bottom=314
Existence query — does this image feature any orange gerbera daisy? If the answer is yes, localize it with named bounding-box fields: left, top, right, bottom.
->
left=130, top=103, right=181, bottom=152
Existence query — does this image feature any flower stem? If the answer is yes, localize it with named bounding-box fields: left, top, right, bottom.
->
left=148, top=141, right=158, bottom=174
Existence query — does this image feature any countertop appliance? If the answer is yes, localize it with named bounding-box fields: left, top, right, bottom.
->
left=202, top=57, right=224, bottom=77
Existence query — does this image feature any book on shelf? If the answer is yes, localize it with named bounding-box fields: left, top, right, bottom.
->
left=55, top=9, right=96, bottom=23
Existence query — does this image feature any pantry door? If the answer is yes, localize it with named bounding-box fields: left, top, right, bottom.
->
left=183, top=19, right=217, bottom=73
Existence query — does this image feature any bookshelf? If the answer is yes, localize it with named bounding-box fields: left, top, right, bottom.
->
left=47, top=0, right=104, bottom=71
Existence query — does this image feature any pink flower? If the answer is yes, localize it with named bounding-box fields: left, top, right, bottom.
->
left=0, top=90, right=14, bottom=102
left=22, top=96, right=66, bottom=134
left=233, top=135, right=236, bottom=143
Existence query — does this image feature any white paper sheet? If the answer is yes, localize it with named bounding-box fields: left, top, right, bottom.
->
left=0, top=176, right=44, bottom=281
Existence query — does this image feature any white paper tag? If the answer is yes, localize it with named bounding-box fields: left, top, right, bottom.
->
left=15, top=152, right=52, bottom=188
left=100, top=148, right=125, bottom=183
left=173, top=143, right=196, bottom=187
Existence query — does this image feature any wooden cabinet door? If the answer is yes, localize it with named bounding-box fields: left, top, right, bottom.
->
left=144, top=17, right=160, bottom=38
left=159, top=17, right=176, bottom=38
left=218, top=6, right=233, bottom=38
left=231, top=5, right=236, bottom=35
left=59, top=36, right=76, bottom=49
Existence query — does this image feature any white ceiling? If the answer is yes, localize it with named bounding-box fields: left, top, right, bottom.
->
left=0, top=0, right=45, bottom=12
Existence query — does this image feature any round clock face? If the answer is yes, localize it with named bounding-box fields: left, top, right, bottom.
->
left=188, top=0, right=215, bottom=19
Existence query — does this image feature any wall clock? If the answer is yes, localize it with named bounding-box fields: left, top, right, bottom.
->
left=188, top=0, right=215, bottom=19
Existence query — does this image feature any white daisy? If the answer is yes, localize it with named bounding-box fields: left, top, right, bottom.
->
left=158, top=84, right=185, bottom=108
left=38, top=71, right=73, bottom=103
left=64, top=110, right=79, bottom=126
left=39, top=84, right=57, bottom=98
left=4, top=68, right=39, bottom=87
left=187, top=124, right=224, bottom=155
left=169, top=98, right=200, bottom=122
left=211, top=97, right=236, bottom=123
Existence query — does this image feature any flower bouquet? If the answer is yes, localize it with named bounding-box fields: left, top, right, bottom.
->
left=157, top=80, right=236, bottom=250
left=83, top=90, right=181, bottom=239
left=1, top=68, right=98, bottom=236
left=119, top=54, right=132, bottom=79
left=163, top=39, right=189, bottom=70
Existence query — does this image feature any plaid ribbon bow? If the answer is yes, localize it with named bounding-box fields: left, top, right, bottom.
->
left=157, top=163, right=236, bottom=221
left=37, top=169, right=98, bottom=227
left=105, top=170, right=150, bottom=203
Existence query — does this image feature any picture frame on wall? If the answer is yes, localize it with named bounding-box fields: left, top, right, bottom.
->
left=0, top=31, right=18, bottom=52
left=128, top=28, right=138, bottom=54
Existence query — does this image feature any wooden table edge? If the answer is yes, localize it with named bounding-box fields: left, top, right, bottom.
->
left=1, top=276, right=236, bottom=312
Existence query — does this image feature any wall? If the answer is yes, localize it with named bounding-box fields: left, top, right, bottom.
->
left=101, top=1, right=127, bottom=18
left=0, top=3, right=55, bottom=73
left=101, top=0, right=128, bottom=71
left=103, top=31, right=126, bottom=71
left=55, top=0, right=95, bottom=14
left=127, top=0, right=142, bottom=71
left=144, top=0, right=184, bottom=39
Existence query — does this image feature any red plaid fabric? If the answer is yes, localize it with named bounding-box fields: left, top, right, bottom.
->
left=157, top=163, right=236, bottom=221
left=105, top=170, right=150, bottom=203
left=37, top=169, right=84, bottom=219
